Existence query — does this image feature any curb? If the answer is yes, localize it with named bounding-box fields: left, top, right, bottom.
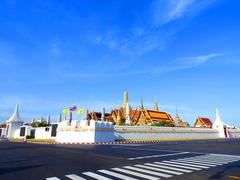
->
left=9, top=138, right=240, bottom=145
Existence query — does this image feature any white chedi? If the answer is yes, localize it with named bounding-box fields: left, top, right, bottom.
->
left=6, top=104, right=23, bottom=123
left=212, top=109, right=228, bottom=138
left=125, top=102, right=132, bottom=125
left=5, top=104, right=24, bottom=138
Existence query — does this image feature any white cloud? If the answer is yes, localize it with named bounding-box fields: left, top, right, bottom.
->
left=152, top=52, right=231, bottom=74
left=53, top=51, right=232, bottom=79
left=93, top=0, right=217, bottom=73
left=152, top=0, right=216, bottom=26
left=175, top=52, right=230, bottom=67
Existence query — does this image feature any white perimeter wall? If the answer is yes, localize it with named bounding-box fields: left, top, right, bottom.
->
left=34, top=127, right=54, bottom=139
left=228, top=129, right=240, bottom=138
left=56, top=130, right=95, bottom=143
left=55, top=120, right=114, bottom=143
left=114, top=126, right=220, bottom=140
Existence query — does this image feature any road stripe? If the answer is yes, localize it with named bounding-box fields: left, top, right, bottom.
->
left=112, top=168, right=159, bottom=180
left=128, top=152, right=189, bottom=160
left=182, top=155, right=234, bottom=162
left=154, top=162, right=202, bottom=170
left=46, top=178, right=61, bottom=180
left=173, top=159, right=218, bottom=166
left=82, top=172, right=112, bottom=180
left=181, top=157, right=226, bottom=163
left=204, top=154, right=239, bottom=160
left=66, top=174, right=86, bottom=180
left=123, top=166, right=172, bottom=178
left=134, top=164, right=183, bottom=175
left=174, top=159, right=223, bottom=166
left=164, top=161, right=209, bottom=169
left=188, top=156, right=238, bottom=163
left=177, top=157, right=226, bottom=165
left=145, top=163, right=192, bottom=173
left=210, top=154, right=240, bottom=159
left=113, top=147, right=188, bottom=153
left=98, top=170, right=138, bottom=180
left=202, top=156, right=238, bottom=161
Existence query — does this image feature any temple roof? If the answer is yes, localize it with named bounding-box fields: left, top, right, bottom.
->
left=145, top=110, right=173, bottom=120
left=130, top=109, right=173, bottom=121
left=0, top=124, right=6, bottom=128
left=87, top=111, right=111, bottom=120
left=194, top=117, right=212, bottom=127
left=6, top=104, right=23, bottom=123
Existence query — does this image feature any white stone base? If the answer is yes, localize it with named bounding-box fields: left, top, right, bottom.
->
left=55, top=120, right=114, bottom=143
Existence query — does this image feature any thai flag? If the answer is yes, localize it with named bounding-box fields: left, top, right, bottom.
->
left=69, top=105, right=77, bottom=111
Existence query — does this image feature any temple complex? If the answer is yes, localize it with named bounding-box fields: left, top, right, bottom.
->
left=86, top=90, right=190, bottom=126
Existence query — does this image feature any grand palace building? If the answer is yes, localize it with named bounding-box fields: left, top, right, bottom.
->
left=87, top=91, right=189, bottom=127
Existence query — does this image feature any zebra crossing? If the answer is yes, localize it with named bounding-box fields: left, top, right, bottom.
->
left=46, top=154, right=240, bottom=180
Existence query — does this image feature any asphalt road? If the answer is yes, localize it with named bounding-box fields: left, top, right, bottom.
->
left=0, top=140, right=240, bottom=180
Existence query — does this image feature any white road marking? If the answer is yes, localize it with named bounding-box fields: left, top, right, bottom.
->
left=178, top=157, right=227, bottom=164
left=113, top=147, right=192, bottom=153
left=82, top=172, right=112, bottom=180
left=204, top=154, right=240, bottom=160
left=145, top=163, right=193, bottom=173
left=66, top=174, right=86, bottom=180
left=181, top=155, right=227, bottom=160
left=112, top=147, right=207, bottom=155
left=210, top=154, right=240, bottom=159
left=187, top=160, right=223, bottom=165
left=186, top=155, right=238, bottom=163
left=46, top=153, right=240, bottom=180
left=164, top=161, right=209, bottom=169
left=112, top=167, right=160, bottom=180
left=128, top=152, right=189, bottom=160
left=172, top=159, right=219, bottom=166
left=123, top=166, right=172, bottom=178
left=134, top=164, right=183, bottom=175
left=154, top=162, right=202, bottom=170
left=204, top=156, right=238, bottom=161
left=98, top=169, right=138, bottom=180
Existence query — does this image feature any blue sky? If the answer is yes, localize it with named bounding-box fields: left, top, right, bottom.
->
left=0, top=0, right=240, bottom=126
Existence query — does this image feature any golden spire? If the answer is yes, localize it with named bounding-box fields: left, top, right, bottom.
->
left=116, top=109, right=122, bottom=125
left=175, top=105, right=181, bottom=123
left=140, top=96, right=144, bottom=110
left=154, top=96, right=159, bottom=111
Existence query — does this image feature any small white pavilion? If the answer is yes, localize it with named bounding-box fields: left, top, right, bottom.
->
left=5, top=104, right=24, bottom=138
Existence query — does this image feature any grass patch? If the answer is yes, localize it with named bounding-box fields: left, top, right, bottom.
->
left=9, top=138, right=24, bottom=142
left=26, top=138, right=55, bottom=143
